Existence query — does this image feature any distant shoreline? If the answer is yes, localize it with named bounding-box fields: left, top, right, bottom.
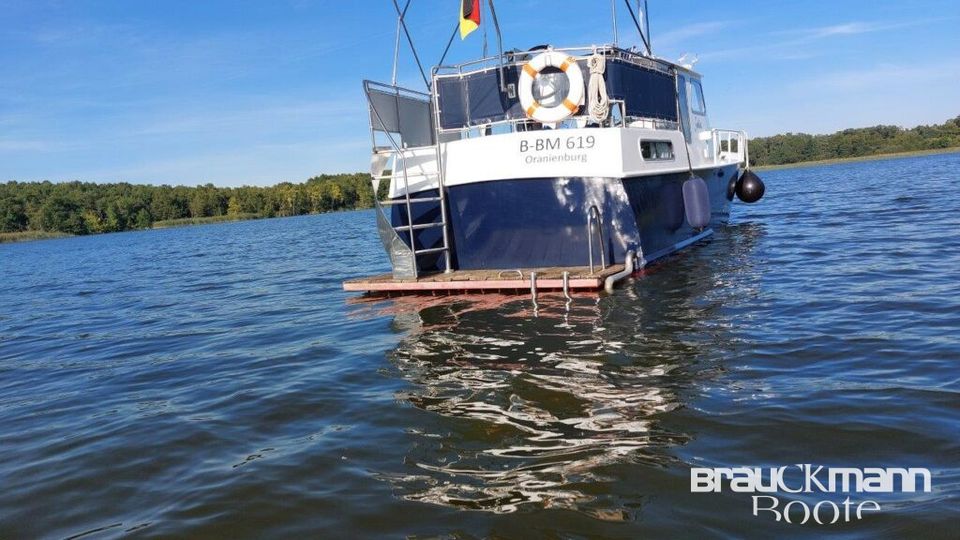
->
left=0, top=231, right=74, bottom=244
left=4, top=147, right=959, bottom=245
left=151, top=213, right=262, bottom=229
left=753, top=147, right=960, bottom=172
left=0, top=210, right=359, bottom=244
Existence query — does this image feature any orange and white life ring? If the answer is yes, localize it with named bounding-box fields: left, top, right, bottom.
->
left=518, top=51, right=585, bottom=123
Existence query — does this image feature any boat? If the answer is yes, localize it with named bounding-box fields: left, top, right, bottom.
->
left=344, top=1, right=765, bottom=296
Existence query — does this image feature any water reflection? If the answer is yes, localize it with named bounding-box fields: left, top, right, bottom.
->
left=358, top=225, right=763, bottom=515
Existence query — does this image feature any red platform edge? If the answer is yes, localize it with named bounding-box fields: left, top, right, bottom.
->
left=342, top=276, right=605, bottom=293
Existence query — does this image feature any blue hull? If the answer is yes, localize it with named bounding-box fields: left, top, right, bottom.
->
left=391, top=164, right=740, bottom=272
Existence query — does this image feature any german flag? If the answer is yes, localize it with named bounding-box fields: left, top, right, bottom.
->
left=460, top=0, right=481, bottom=40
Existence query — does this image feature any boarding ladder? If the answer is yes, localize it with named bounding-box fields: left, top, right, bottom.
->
left=365, top=81, right=452, bottom=279
left=370, top=149, right=453, bottom=279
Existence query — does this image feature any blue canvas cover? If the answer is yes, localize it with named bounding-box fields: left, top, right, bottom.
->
left=437, top=67, right=523, bottom=129
left=604, top=61, right=678, bottom=121
left=436, top=58, right=678, bottom=130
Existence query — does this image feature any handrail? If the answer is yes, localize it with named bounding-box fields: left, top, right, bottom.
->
left=365, top=79, right=431, bottom=99
left=604, top=250, right=636, bottom=293
left=586, top=205, right=607, bottom=274
left=433, top=44, right=670, bottom=77
left=711, top=128, right=749, bottom=166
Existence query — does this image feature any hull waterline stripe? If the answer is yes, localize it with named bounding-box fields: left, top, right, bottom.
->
left=640, top=228, right=714, bottom=268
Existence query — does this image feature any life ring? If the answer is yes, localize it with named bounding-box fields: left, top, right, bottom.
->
left=518, top=51, right=584, bottom=123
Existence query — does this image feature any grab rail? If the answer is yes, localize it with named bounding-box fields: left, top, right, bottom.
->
left=586, top=205, right=607, bottom=274
left=711, top=129, right=749, bottom=167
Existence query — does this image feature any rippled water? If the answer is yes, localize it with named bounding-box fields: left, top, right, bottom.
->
left=2, top=153, right=959, bottom=538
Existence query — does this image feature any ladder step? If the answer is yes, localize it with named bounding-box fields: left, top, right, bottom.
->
left=414, top=246, right=449, bottom=255
left=397, top=221, right=446, bottom=231
left=379, top=197, right=442, bottom=205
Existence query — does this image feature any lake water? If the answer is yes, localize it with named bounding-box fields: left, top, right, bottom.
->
left=1, top=153, right=958, bottom=538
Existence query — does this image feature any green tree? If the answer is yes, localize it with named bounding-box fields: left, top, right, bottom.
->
left=227, top=196, right=243, bottom=216
left=0, top=195, right=28, bottom=232
left=39, top=195, right=87, bottom=235
left=134, top=208, right=152, bottom=229
left=749, top=117, right=960, bottom=166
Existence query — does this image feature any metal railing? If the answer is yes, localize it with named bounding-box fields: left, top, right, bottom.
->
left=711, top=128, right=750, bottom=167
left=365, top=81, right=453, bottom=278
left=431, top=45, right=678, bottom=137
left=586, top=205, right=608, bottom=274
left=434, top=44, right=671, bottom=77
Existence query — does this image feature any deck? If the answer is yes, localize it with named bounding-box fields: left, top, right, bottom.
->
left=343, top=265, right=626, bottom=294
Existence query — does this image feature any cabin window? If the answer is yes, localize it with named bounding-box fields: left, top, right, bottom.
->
left=689, top=79, right=707, bottom=115
left=640, top=140, right=674, bottom=160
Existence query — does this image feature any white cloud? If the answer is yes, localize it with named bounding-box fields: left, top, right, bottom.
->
left=129, top=101, right=366, bottom=138
left=9, top=137, right=371, bottom=187
left=0, top=139, right=55, bottom=152
left=712, top=58, right=960, bottom=136
left=793, top=61, right=960, bottom=92
left=654, top=21, right=733, bottom=48
left=811, top=22, right=882, bottom=37
left=703, top=18, right=940, bottom=62
left=787, top=19, right=926, bottom=39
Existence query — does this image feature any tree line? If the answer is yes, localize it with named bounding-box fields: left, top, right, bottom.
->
left=0, top=174, right=380, bottom=235
left=749, top=116, right=960, bottom=166
left=3, top=116, right=958, bottom=237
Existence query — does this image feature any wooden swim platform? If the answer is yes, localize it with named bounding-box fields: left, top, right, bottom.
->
left=343, top=264, right=627, bottom=294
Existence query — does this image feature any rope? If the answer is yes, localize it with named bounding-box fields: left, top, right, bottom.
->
left=587, top=53, right=610, bottom=124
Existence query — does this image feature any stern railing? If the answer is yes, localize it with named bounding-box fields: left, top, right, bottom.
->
left=711, top=129, right=749, bottom=167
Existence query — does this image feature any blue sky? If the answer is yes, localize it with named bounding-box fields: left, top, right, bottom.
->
left=1, top=0, right=958, bottom=186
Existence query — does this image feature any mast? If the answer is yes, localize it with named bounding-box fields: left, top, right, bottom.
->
left=643, top=0, right=652, bottom=55
left=622, top=0, right=651, bottom=56
left=611, top=0, right=619, bottom=46
left=487, top=0, right=506, bottom=92
left=391, top=0, right=410, bottom=85
left=389, top=0, right=430, bottom=89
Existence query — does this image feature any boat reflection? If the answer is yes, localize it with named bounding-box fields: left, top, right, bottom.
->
left=357, top=224, right=762, bottom=515
left=361, top=293, right=695, bottom=515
